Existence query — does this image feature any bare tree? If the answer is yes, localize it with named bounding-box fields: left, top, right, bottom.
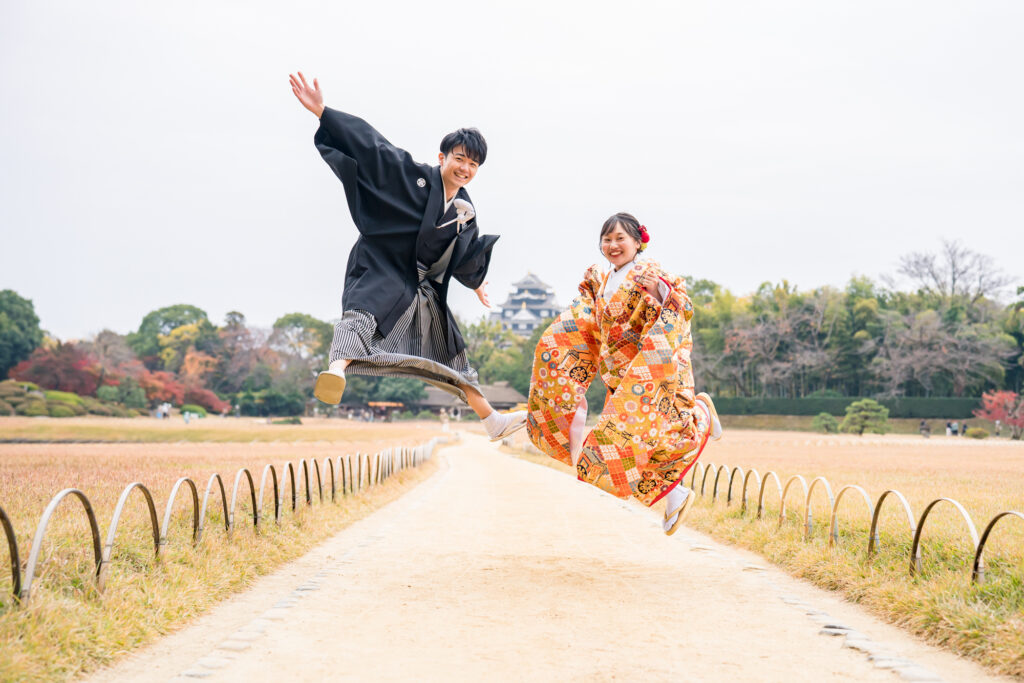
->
left=868, top=309, right=1013, bottom=396
left=895, top=239, right=1012, bottom=304
left=867, top=310, right=946, bottom=396
left=212, top=316, right=278, bottom=394
left=80, top=329, right=145, bottom=384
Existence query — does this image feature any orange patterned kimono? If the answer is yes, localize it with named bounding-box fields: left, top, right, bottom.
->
left=526, top=260, right=712, bottom=506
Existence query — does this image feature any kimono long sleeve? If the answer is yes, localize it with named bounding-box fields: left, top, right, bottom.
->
left=314, top=107, right=432, bottom=238
left=632, top=265, right=694, bottom=338
left=659, top=272, right=694, bottom=322
left=579, top=265, right=604, bottom=303
left=452, top=233, right=500, bottom=290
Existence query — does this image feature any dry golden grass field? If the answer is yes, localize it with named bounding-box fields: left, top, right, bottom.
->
left=506, top=429, right=1024, bottom=678
left=0, top=415, right=443, bottom=443
left=0, top=418, right=444, bottom=682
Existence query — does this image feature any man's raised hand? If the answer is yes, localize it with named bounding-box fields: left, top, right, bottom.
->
left=289, top=72, right=324, bottom=118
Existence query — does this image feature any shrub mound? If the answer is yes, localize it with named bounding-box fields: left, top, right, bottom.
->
left=17, top=400, right=48, bottom=417
left=0, top=379, right=141, bottom=418
left=48, top=405, right=76, bottom=418
left=180, top=403, right=207, bottom=417
left=811, top=412, right=838, bottom=433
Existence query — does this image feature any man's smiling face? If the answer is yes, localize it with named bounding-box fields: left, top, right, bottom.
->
left=438, top=145, right=479, bottom=192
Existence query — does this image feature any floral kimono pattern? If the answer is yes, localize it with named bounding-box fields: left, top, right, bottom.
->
left=526, top=260, right=711, bottom=506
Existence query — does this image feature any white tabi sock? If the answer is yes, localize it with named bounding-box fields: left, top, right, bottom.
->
left=568, top=398, right=589, bottom=467
left=328, top=359, right=347, bottom=374
left=483, top=410, right=527, bottom=441
left=482, top=411, right=503, bottom=436
left=483, top=411, right=513, bottom=439
left=663, top=485, right=692, bottom=532
left=696, top=394, right=722, bottom=441
left=697, top=402, right=722, bottom=441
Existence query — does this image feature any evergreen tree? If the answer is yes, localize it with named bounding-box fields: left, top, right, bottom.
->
left=839, top=399, right=890, bottom=435
left=0, top=289, right=44, bottom=378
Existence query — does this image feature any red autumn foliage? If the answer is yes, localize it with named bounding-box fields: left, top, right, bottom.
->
left=183, top=386, right=230, bottom=414
left=138, top=370, right=186, bottom=405
left=974, top=390, right=1024, bottom=439
left=9, top=342, right=101, bottom=396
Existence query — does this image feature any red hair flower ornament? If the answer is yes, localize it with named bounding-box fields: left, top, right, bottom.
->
left=638, top=225, right=650, bottom=251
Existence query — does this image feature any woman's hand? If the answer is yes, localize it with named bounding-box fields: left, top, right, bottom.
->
left=638, top=270, right=661, bottom=298
left=475, top=282, right=491, bottom=308
left=289, top=72, right=325, bottom=118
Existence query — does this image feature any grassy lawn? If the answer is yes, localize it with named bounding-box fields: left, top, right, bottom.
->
left=720, top=414, right=1007, bottom=436
left=503, top=429, right=1024, bottom=678
left=0, top=420, right=445, bottom=682
left=0, top=415, right=447, bottom=443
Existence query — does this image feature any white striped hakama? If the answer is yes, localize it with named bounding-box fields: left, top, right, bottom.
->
left=329, top=258, right=480, bottom=403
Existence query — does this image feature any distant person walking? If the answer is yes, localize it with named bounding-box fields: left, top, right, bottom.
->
left=919, top=419, right=930, bottom=438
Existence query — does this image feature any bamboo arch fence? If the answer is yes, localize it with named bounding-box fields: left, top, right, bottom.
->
left=0, top=438, right=441, bottom=605
left=686, top=459, right=1023, bottom=584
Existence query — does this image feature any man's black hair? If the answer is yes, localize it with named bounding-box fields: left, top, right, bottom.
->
left=440, top=128, right=487, bottom=165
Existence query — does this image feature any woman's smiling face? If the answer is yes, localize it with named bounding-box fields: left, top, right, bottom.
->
left=601, top=223, right=641, bottom=269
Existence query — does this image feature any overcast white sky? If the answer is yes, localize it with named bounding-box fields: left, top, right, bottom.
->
left=2, top=0, right=1022, bottom=340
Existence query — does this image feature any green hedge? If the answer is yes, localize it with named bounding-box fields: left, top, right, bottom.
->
left=44, top=390, right=84, bottom=406
left=181, top=404, right=208, bottom=417
left=714, top=397, right=981, bottom=418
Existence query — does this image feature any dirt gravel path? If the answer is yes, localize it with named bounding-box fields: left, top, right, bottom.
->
left=87, top=433, right=1008, bottom=682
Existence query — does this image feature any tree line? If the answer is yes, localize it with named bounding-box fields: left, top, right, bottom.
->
left=687, top=240, right=1022, bottom=399
left=0, top=302, right=425, bottom=416
left=0, top=240, right=1020, bottom=418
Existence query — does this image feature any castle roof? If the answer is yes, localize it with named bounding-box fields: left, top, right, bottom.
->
left=511, top=272, right=552, bottom=290
left=511, top=306, right=540, bottom=322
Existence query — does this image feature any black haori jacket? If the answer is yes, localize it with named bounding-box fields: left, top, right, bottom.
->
left=314, top=107, right=499, bottom=357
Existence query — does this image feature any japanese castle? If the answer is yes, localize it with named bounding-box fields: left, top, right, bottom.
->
left=491, top=273, right=561, bottom=336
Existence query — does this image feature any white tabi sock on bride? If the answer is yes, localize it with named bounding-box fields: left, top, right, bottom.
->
left=663, top=485, right=692, bottom=532
left=568, top=398, right=589, bottom=467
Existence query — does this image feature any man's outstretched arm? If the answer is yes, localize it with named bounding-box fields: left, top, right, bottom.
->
left=290, top=71, right=431, bottom=238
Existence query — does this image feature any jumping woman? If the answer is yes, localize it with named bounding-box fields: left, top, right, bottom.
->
left=525, top=213, right=721, bottom=533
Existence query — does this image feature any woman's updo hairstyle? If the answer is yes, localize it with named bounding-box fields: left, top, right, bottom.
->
left=599, top=212, right=648, bottom=252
